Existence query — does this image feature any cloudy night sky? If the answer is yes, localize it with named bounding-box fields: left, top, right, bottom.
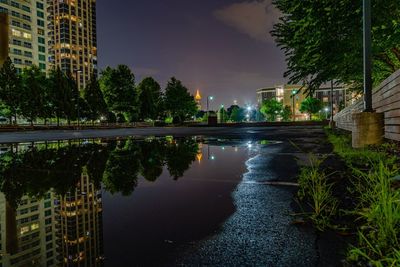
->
left=97, top=0, right=287, bottom=107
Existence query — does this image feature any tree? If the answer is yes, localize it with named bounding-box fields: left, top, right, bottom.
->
left=63, top=72, right=80, bottom=125
left=195, top=110, right=206, bottom=121
left=20, top=66, right=47, bottom=125
left=84, top=75, right=108, bottom=123
left=272, top=0, right=400, bottom=94
left=218, top=107, right=228, bottom=123
left=48, top=68, right=71, bottom=126
left=99, top=65, right=138, bottom=121
left=103, top=141, right=141, bottom=196
left=260, top=99, right=283, bottom=122
left=139, top=140, right=165, bottom=182
left=230, top=106, right=245, bottom=122
left=0, top=58, right=21, bottom=124
left=300, top=97, right=322, bottom=120
left=137, top=77, right=162, bottom=121
left=164, top=77, right=197, bottom=123
left=165, top=139, right=198, bottom=180
left=281, top=105, right=292, bottom=121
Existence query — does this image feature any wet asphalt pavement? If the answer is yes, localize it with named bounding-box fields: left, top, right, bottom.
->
left=174, top=135, right=331, bottom=267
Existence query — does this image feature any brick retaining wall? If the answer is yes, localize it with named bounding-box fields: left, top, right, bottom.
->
left=334, top=69, right=400, bottom=141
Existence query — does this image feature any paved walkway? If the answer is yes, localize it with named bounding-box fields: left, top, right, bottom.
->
left=0, top=126, right=325, bottom=143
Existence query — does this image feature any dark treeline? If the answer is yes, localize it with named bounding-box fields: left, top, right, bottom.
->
left=0, top=138, right=199, bottom=208
left=0, top=58, right=198, bottom=125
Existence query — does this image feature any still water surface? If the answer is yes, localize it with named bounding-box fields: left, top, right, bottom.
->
left=0, top=137, right=254, bottom=266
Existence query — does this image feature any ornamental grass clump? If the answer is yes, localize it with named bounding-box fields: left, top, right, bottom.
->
left=348, top=161, right=400, bottom=267
left=298, top=154, right=338, bottom=231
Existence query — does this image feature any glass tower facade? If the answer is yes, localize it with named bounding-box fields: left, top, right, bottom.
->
left=48, top=0, right=98, bottom=88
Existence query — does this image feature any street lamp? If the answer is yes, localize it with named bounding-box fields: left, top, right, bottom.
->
left=246, top=106, right=253, bottom=122
left=291, top=90, right=297, bottom=121
left=330, top=80, right=334, bottom=126
left=207, top=96, right=214, bottom=115
left=363, top=0, right=373, bottom=112
left=75, top=70, right=82, bottom=128
left=324, top=107, right=329, bottom=120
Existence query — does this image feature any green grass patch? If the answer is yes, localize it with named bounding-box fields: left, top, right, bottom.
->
left=324, top=128, right=400, bottom=266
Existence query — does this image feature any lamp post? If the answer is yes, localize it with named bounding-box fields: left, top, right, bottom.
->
left=363, top=0, right=373, bottom=112
left=324, top=107, right=329, bottom=120
left=75, top=70, right=82, bottom=128
left=330, top=80, right=334, bottom=125
left=247, top=106, right=252, bottom=122
left=291, top=90, right=297, bottom=121
left=207, top=96, right=214, bottom=116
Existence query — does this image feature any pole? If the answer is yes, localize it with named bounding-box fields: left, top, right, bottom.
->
left=207, top=97, right=209, bottom=116
left=292, top=95, right=295, bottom=121
left=363, top=0, right=373, bottom=112
left=75, top=71, right=80, bottom=128
left=330, top=80, right=334, bottom=124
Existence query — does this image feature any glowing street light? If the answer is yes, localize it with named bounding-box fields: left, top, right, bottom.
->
left=324, top=107, right=329, bottom=119
left=207, top=96, right=214, bottom=115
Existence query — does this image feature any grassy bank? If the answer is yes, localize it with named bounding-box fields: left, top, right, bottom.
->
left=296, top=128, right=400, bottom=266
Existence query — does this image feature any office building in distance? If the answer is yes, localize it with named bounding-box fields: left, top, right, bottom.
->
left=256, top=84, right=357, bottom=120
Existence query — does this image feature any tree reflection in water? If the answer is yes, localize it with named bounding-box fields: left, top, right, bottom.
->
left=0, top=137, right=199, bottom=266
left=0, top=137, right=199, bottom=203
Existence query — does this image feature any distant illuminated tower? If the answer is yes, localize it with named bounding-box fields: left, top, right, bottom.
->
left=195, top=90, right=202, bottom=110
left=196, top=143, right=203, bottom=163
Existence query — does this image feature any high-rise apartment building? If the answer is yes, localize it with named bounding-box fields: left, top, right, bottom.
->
left=0, top=12, right=9, bottom=66
left=0, top=192, right=58, bottom=267
left=47, top=0, right=98, bottom=89
left=0, top=0, right=49, bottom=73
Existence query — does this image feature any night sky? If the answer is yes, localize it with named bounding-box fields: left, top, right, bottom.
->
left=97, top=0, right=287, bottom=108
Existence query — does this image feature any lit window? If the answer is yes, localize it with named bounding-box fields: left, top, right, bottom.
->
left=31, top=223, right=39, bottom=230
left=22, top=32, right=31, bottom=39
left=11, top=29, right=22, bottom=37
left=20, top=226, right=29, bottom=235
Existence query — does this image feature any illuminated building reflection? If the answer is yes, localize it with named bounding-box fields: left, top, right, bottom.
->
left=0, top=174, right=104, bottom=267
left=58, top=172, right=104, bottom=266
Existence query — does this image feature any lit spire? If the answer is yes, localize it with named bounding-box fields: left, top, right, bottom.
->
left=195, top=89, right=202, bottom=101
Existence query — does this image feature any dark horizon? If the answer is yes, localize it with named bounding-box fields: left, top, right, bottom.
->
left=97, top=0, right=287, bottom=108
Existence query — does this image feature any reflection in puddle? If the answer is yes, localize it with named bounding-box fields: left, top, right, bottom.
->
left=0, top=138, right=253, bottom=266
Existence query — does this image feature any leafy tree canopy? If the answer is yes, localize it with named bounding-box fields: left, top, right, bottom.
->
left=230, top=106, right=245, bottom=122
left=164, top=77, right=197, bottom=123
left=0, top=57, right=21, bottom=123
left=272, top=0, right=400, bottom=94
left=137, top=77, right=163, bottom=120
left=84, top=74, right=108, bottom=121
left=300, top=97, right=323, bottom=119
left=99, top=65, right=138, bottom=118
left=260, top=99, right=283, bottom=122
left=20, top=66, right=47, bottom=125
